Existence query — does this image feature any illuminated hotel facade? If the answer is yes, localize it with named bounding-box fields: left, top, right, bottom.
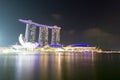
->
left=38, top=27, right=49, bottom=46
left=25, top=23, right=36, bottom=42
left=19, top=19, right=61, bottom=47
left=51, top=26, right=60, bottom=45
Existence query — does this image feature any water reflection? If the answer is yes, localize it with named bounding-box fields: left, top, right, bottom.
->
left=0, top=52, right=96, bottom=80
left=15, top=54, right=36, bottom=80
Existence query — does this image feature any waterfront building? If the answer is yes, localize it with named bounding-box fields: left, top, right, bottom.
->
left=51, top=26, right=60, bottom=45
left=19, top=19, right=61, bottom=48
left=25, top=21, right=36, bottom=42
left=38, top=27, right=48, bottom=46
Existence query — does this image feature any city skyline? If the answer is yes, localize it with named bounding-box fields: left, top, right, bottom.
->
left=0, top=0, right=120, bottom=50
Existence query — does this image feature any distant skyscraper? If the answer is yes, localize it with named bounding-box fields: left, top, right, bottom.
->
left=25, top=23, right=36, bottom=42
left=51, top=26, right=61, bottom=45
left=38, top=27, right=48, bottom=46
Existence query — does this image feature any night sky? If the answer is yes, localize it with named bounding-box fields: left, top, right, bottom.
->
left=0, top=0, right=120, bottom=50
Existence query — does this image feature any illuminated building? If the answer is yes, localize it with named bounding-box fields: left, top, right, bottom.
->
left=38, top=27, right=48, bottom=46
left=0, top=19, right=102, bottom=53
left=25, top=23, right=36, bottom=42
left=51, top=26, right=60, bottom=45
left=17, top=19, right=101, bottom=53
left=19, top=19, right=61, bottom=48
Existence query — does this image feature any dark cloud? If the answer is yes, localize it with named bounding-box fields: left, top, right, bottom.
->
left=61, top=28, right=120, bottom=50
left=51, top=14, right=62, bottom=20
left=81, top=28, right=120, bottom=50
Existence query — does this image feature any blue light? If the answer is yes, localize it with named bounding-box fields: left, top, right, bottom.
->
left=49, top=44, right=62, bottom=48
left=71, top=44, right=90, bottom=47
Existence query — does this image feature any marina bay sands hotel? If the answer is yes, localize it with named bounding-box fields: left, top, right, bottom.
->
left=19, top=19, right=61, bottom=47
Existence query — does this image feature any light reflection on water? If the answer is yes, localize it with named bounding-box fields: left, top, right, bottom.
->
left=0, top=52, right=120, bottom=80
left=14, top=55, right=35, bottom=80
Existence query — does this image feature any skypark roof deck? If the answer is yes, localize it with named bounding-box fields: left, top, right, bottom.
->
left=19, top=19, right=61, bottom=29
